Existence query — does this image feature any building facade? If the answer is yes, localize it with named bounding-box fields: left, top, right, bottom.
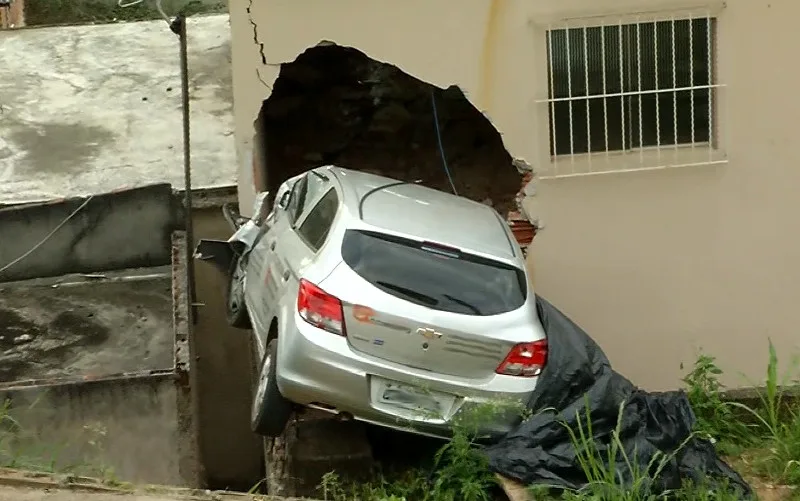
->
left=229, top=0, right=800, bottom=390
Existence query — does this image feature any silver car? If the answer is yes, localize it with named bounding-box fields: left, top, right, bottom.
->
left=203, top=166, right=547, bottom=440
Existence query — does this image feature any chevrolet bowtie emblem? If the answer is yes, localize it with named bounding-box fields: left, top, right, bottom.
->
left=415, top=327, right=443, bottom=340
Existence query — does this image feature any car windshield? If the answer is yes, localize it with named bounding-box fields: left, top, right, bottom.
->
left=341, top=229, right=527, bottom=316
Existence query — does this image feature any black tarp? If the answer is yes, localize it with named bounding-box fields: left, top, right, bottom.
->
left=485, top=296, right=752, bottom=498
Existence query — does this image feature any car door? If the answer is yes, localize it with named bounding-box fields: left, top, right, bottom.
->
left=271, top=175, right=340, bottom=322
left=244, top=174, right=307, bottom=343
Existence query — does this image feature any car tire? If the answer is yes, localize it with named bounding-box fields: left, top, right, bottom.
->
left=251, top=339, right=292, bottom=437
left=225, top=256, right=251, bottom=329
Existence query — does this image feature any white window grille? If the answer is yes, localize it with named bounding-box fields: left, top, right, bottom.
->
left=538, top=13, right=726, bottom=178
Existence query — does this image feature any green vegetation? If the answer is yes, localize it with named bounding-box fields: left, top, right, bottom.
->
left=24, top=0, right=226, bottom=26
left=321, top=342, right=800, bottom=501
left=0, top=397, right=120, bottom=484
left=684, top=342, right=800, bottom=493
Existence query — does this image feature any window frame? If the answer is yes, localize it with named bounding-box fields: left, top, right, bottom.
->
left=295, top=186, right=340, bottom=253
left=285, top=174, right=308, bottom=225
left=532, top=6, right=727, bottom=178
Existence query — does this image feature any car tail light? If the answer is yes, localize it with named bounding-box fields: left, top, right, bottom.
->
left=297, top=279, right=346, bottom=336
left=495, top=340, right=547, bottom=377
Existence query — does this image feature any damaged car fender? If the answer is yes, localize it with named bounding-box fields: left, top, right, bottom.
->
left=194, top=191, right=271, bottom=274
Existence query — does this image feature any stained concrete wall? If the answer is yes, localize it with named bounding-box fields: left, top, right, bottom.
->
left=0, top=271, right=174, bottom=383
left=0, top=374, right=180, bottom=485
left=0, top=184, right=250, bottom=489
left=189, top=197, right=263, bottom=491
left=0, top=184, right=181, bottom=283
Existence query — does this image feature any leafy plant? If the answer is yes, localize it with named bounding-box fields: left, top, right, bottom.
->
left=683, top=352, right=749, bottom=448
left=683, top=340, right=800, bottom=492
left=318, top=400, right=521, bottom=501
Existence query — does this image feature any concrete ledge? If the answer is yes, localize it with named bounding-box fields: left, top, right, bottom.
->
left=176, top=185, right=238, bottom=210
left=0, top=184, right=182, bottom=283
left=0, top=468, right=312, bottom=500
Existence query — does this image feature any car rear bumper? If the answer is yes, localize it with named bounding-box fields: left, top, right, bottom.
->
left=276, top=312, right=538, bottom=439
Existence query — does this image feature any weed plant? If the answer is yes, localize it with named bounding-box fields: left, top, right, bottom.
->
left=320, top=341, right=800, bottom=501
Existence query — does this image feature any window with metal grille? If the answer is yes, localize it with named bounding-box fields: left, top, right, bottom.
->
left=544, top=16, right=720, bottom=168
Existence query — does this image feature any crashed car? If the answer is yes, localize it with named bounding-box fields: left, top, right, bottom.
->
left=196, top=165, right=547, bottom=439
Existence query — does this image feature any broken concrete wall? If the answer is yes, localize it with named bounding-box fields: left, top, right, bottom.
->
left=0, top=374, right=181, bottom=485
left=230, top=0, right=539, bottom=217
left=251, top=45, right=523, bottom=218
left=0, top=184, right=182, bottom=283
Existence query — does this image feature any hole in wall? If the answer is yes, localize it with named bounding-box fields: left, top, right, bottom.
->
left=251, top=43, right=522, bottom=216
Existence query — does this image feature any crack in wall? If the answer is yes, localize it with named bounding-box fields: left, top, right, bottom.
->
left=245, top=0, right=266, bottom=65
left=246, top=0, right=273, bottom=89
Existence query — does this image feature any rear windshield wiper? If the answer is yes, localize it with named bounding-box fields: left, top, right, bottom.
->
left=376, top=281, right=438, bottom=307
left=443, top=294, right=481, bottom=315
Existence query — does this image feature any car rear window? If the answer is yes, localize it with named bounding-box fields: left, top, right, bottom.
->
left=341, top=230, right=527, bottom=316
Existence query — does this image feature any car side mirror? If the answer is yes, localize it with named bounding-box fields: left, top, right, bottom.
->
left=251, top=191, right=271, bottom=226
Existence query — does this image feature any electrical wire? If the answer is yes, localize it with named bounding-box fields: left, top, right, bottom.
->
left=0, top=195, right=95, bottom=276
left=118, top=0, right=170, bottom=23
left=430, top=89, right=457, bottom=196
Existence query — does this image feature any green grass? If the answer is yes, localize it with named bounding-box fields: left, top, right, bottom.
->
left=0, top=397, right=117, bottom=483
left=685, top=341, right=800, bottom=490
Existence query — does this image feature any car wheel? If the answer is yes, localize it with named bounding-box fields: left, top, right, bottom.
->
left=251, top=339, right=292, bottom=437
left=225, top=256, right=251, bottom=329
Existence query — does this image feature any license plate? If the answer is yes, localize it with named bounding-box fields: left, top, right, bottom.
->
left=376, top=380, right=453, bottom=419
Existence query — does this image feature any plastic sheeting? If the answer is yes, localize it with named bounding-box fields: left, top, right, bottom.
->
left=485, top=296, right=752, bottom=498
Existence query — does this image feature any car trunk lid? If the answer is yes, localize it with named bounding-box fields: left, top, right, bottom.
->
left=319, top=229, right=543, bottom=379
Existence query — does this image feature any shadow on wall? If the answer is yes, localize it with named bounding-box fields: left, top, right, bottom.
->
left=252, top=43, right=522, bottom=215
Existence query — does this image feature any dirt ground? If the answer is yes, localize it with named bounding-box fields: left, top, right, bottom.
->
left=0, top=487, right=193, bottom=501
left=0, top=469, right=267, bottom=501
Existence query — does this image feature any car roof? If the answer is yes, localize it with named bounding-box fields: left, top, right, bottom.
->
left=323, top=166, right=517, bottom=260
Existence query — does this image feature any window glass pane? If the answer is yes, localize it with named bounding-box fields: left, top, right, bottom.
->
left=341, top=230, right=527, bottom=316
left=547, top=18, right=715, bottom=154
left=297, top=188, right=339, bottom=251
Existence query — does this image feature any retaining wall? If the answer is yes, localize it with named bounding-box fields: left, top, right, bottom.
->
left=0, top=184, right=181, bottom=283
left=0, top=184, right=257, bottom=490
